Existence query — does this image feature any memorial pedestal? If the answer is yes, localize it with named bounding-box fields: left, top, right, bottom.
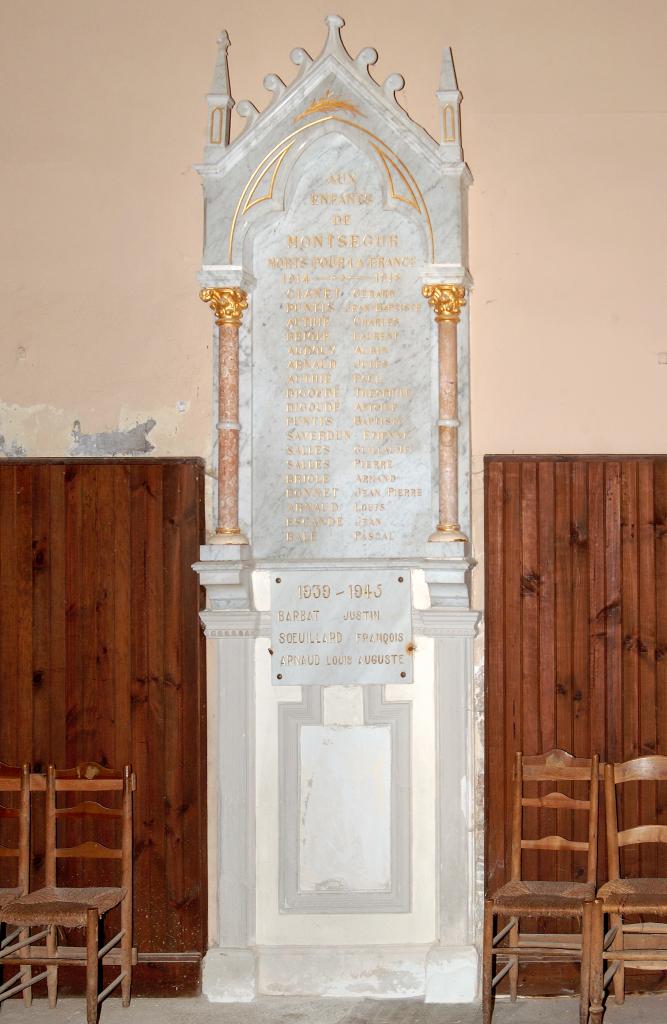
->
left=197, top=558, right=481, bottom=1001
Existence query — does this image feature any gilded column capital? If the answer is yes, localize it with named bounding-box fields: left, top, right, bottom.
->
left=422, top=283, right=466, bottom=323
left=200, top=287, right=249, bottom=326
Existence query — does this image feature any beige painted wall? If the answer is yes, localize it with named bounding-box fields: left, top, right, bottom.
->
left=2, top=0, right=667, bottom=602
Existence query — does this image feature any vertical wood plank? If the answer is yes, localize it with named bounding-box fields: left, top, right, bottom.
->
left=0, top=466, right=19, bottom=765
left=15, top=465, right=34, bottom=764
left=520, top=462, right=539, bottom=881
left=554, top=462, right=573, bottom=882
left=503, top=462, right=522, bottom=885
left=605, top=462, right=623, bottom=764
left=620, top=461, right=640, bottom=878
left=655, top=462, right=667, bottom=878
left=130, top=462, right=151, bottom=958
left=485, top=459, right=506, bottom=892
left=0, top=467, right=18, bottom=890
left=537, top=462, right=557, bottom=887
left=587, top=461, right=607, bottom=884
left=113, top=464, right=132, bottom=771
left=49, top=465, right=67, bottom=779
left=571, top=461, right=590, bottom=879
left=163, top=463, right=185, bottom=948
left=638, top=461, right=657, bottom=878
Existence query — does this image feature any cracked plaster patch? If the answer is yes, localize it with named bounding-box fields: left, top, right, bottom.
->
left=0, top=434, right=27, bottom=457
left=70, top=418, right=156, bottom=456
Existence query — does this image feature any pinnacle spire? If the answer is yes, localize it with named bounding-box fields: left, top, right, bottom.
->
left=437, top=46, right=462, bottom=160
left=205, top=30, right=234, bottom=155
left=438, top=47, right=458, bottom=92
left=210, top=30, right=231, bottom=98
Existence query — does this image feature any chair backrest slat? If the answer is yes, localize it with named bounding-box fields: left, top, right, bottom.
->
left=522, top=792, right=590, bottom=811
left=606, top=757, right=667, bottom=879
left=511, top=749, right=599, bottom=885
left=618, top=825, right=667, bottom=848
left=56, top=841, right=123, bottom=860
left=521, top=835, right=589, bottom=852
left=45, top=763, right=134, bottom=888
left=54, top=779, right=124, bottom=792
left=56, top=801, right=123, bottom=820
left=613, top=756, right=667, bottom=783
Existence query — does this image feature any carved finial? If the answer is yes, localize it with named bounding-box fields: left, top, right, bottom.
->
left=290, top=46, right=313, bottom=80
left=383, top=73, right=405, bottom=103
left=236, top=99, right=260, bottom=131
left=321, top=14, right=347, bottom=58
left=355, top=47, right=378, bottom=74
left=210, top=30, right=232, bottom=95
left=263, top=73, right=286, bottom=107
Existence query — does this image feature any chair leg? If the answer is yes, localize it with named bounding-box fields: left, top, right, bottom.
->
left=580, top=902, right=593, bottom=1024
left=46, top=923, right=58, bottom=1007
left=120, top=893, right=132, bottom=1007
left=589, top=899, right=605, bottom=1024
left=482, top=899, right=495, bottom=1024
left=86, top=908, right=99, bottom=1024
left=20, top=927, right=32, bottom=1006
left=610, top=912, right=624, bottom=1003
left=508, top=916, right=519, bottom=1001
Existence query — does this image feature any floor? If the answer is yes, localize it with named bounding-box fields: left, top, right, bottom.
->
left=0, top=996, right=666, bottom=1024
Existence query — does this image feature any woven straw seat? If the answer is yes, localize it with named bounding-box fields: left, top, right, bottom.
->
left=597, top=876, right=667, bottom=914
left=492, top=879, right=595, bottom=916
left=0, top=888, right=22, bottom=909
left=1, top=886, right=125, bottom=928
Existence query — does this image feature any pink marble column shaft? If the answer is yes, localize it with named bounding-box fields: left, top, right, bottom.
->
left=422, top=284, right=468, bottom=543
left=200, top=287, right=249, bottom=543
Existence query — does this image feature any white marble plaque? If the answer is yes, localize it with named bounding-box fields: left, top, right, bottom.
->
left=299, top=725, right=392, bottom=893
left=252, top=134, right=433, bottom=560
left=271, top=569, right=413, bottom=685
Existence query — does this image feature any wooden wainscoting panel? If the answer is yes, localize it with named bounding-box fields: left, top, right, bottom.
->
left=0, top=459, right=206, bottom=995
left=485, top=456, right=667, bottom=995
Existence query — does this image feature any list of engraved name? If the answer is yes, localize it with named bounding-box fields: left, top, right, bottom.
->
left=253, top=146, right=431, bottom=558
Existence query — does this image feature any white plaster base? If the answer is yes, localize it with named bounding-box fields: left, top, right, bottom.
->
left=424, top=944, right=478, bottom=1003
left=205, top=943, right=479, bottom=1001
left=203, top=948, right=256, bottom=1002
left=258, top=944, right=430, bottom=998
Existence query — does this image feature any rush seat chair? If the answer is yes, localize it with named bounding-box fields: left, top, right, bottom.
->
left=0, top=762, right=33, bottom=1006
left=483, top=749, right=599, bottom=1024
left=0, top=763, right=136, bottom=1024
left=590, top=755, right=667, bottom=1022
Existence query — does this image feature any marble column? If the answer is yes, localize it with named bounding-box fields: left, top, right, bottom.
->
left=422, top=284, right=467, bottom=543
left=200, top=287, right=249, bottom=543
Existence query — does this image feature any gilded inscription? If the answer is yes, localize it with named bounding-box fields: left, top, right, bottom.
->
left=252, top=138, right=432, bottom=558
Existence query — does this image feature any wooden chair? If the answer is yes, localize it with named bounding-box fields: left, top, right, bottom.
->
left=590, top=755, right=667, bottom=1023
left=0, top=762, right=136, bottom=1024
left=483, top=749, right=599, bottom=1024
left=0, top=762, right=33, bottom=1006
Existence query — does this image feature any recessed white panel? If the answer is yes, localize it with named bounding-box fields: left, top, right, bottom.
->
left=299, top=724, right=391, bottom=893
